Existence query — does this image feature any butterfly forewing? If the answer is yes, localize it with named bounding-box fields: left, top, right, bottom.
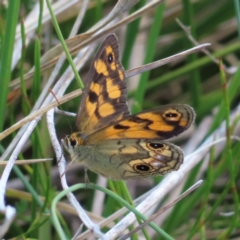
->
left=85, top=104, right=195, bottom=144
left=76, top=34, right=130, bottom=136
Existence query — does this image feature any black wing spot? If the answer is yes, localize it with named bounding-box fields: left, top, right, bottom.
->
left=88, top=90, right=98, bottom=103
left=135, top=164, right=151, bottom=172
left=149, top=143, right=164, bottom=149
left=165, top=112, right=178, bottom=118
left=108, top=53, right=113, bottom=63
left=114, top=124, right=130, bottom=130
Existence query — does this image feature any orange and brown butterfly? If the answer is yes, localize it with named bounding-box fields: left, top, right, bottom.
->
left=63, top=34, right=195, bottom=180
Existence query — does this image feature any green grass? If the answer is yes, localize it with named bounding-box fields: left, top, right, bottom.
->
left=0, top=0, right=240, bottom=239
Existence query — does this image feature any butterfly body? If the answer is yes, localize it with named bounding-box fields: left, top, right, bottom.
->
left=63, top=34, right=195, bottom=180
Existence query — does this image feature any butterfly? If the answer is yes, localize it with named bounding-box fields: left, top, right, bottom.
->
left=63, top=34, right=195, bottom=180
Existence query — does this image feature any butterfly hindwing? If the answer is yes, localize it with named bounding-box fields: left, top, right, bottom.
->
left=76, top=34, right=130, bottom=136
left=85, top=139, right=183, bottom=180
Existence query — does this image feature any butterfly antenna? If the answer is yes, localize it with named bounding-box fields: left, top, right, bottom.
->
left=60, top=154, right=76, bottom=178
left=65, top=110, right=73, bottom=134
left=49, top=88, right=74, bottom=133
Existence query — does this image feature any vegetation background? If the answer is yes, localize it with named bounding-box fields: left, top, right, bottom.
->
left=0, top=0, right=240, bottom=239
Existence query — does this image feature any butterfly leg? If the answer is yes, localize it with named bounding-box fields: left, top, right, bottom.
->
left=84, top=167, right=91, bottom=187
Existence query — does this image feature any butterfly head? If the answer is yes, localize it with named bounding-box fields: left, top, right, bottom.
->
left=63, top=133, right=84, bottom=151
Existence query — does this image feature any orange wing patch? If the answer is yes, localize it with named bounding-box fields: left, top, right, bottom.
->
left=118, top=70, right=124, bottom=80
left=94, top=59, right=108, bottom=76
left=98, top=102, right=115, bottom=117
left=106, top=78, right=121, bottom=99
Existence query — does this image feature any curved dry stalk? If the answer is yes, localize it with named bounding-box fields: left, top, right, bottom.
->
left=125, top=43, right=211, bottom=78
left=47, top=107, right=107, bottom=239
left=0, top=206, right=16, bottom=238
left=119, top=180, right=203, bottom=240
left=0, top=158, right=52, bottom=165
